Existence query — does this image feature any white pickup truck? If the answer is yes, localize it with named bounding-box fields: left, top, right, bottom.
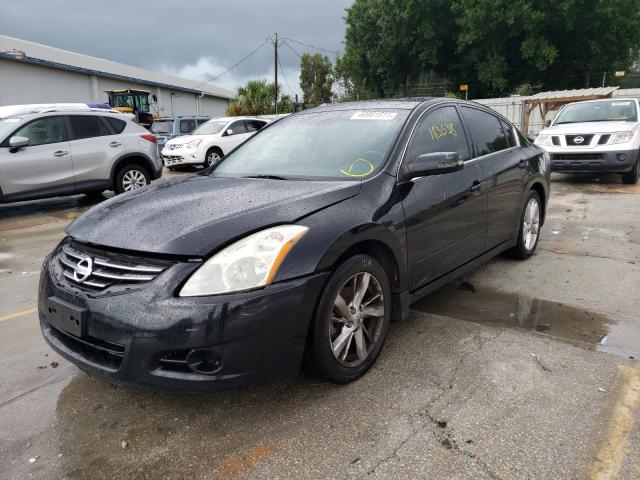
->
left=534, top=98, right=640, bottom=184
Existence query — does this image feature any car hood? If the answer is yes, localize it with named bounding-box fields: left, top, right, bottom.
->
left=541, top=121, right=636, bottom=135
left=164, top=134, right=217, bottom=146
left=66, top=175, right=361, bottom=256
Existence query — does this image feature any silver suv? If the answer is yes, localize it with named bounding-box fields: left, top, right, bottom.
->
left=0, top=110, right=162, bottom=202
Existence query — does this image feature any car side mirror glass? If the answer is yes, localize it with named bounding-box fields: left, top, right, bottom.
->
left=404, top=152, right=463, bottom=180
left=545, top=120, right=551, bottom=127
left=9, top=136, right=29, bottom=150
left=225, top=129, right=234, bottom=136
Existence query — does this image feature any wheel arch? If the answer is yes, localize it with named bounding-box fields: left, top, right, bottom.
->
left=110, top=153, right=156, bottom=187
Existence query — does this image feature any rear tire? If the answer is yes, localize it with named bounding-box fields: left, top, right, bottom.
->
left=622, top=157, right=639, bottom=184
left=115, top=164, right=150, bottom=194
left=510, top=190, right=542, bottom=260
left=310, top=254, right=391, bottom=384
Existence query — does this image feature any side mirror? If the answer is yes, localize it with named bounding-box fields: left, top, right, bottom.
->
left=9, top=136, right=29, bottom=152
left=544, top=120, right=551, bottom=127
left=225, top=129, right=234, bottom=136
left=404, top=152, right=463, bottom=180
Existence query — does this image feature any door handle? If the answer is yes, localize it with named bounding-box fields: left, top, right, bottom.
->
left=470, top=180, right=483, bottom=193
left=53, top=150, right=69, bottom=157
left=109, top=141, right=122, bottom=147
left=518, top=159, right=528, bottom=168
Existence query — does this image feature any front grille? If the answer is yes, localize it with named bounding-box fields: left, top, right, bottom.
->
left=551, top=153, right=603, bottom=161
left=55, top=240, right=169, bottom=292
left=565, top=134, right=594, bottom=146
left=48, top=324, right=125, bottom=371
left=598, top=134, right=611, bottom=144
left=552, top=136, right=561, bottom=146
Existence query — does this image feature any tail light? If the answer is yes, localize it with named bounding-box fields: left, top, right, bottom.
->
left=140, top=134, right=157, bottom=143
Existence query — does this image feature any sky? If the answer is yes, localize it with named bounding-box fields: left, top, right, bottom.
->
left=0, top=0, right=353, bottom=98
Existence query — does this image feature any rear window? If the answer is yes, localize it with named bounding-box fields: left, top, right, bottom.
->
left=68, top=115, right=111, bottom=140
left=104, top=117, right=126, bottom=134
left=179, top=119, right=196, bottom=134
left=151, top=120, right=174, bottom=134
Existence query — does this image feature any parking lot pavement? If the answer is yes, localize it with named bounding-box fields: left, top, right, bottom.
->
left=1, top=171, right=639, bottom=479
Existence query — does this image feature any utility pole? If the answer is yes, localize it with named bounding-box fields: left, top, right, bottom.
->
left=274, top=33, right=278, bottom=114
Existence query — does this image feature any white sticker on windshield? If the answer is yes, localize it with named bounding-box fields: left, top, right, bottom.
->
left=350, top=111, right=398, bottom=121
left=612, top=102, right=632, bottom=106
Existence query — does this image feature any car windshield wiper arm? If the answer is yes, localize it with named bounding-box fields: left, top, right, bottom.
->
left=242, top=174, right=288, bottom=180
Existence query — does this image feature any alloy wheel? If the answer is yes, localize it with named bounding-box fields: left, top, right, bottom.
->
left=522, top=197, right=540, bottom=251
left=122, top=169, right=147, bottom=191
left=206, top=151, right=221, bottom=168
left=329, top=272, right=385, bottom=368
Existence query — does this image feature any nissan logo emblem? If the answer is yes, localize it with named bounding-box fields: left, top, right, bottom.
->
left=573, top=136, right=585, bottom=144
left=73, top=256, right=94, bottom=283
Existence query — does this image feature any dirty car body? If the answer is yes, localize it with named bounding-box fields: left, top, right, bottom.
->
left=38, top=99, right=550, bottom=390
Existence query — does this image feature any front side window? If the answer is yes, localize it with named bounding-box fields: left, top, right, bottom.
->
left=12, top=116, right=66, bottom=146
left=68, top=116, right=111, bottom=140
left=134, top=94, right=150, bottom=113
left=211, top=109, right=408, bottom=181
left=461, top=107, right=509, bottom=156
left=180, top=119, right=196, bottom=134
left=226, top=121, right=247, bottom=136
left=406, top=106, right=470, bottom=162
left=555, top=100, right=637, bottom=124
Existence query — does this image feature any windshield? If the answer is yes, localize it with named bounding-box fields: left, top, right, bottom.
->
left=193, top=121, right=228, bottom=135
left=210, top=109, right=408, bottom=181
left=151, top=120, right=173, bottom=134
left=555, top=100, right=637, bottom=124
left=0, top=118, right=23, bottom=141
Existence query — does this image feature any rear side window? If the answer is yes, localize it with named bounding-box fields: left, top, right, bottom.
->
left=407, top=106, right=471, bottom=161
left=245, top=120, right=267, bottom=132
left=461, top=107, right=509, bottom=156
left=180, top=119, right=196, bottom=134
left=68, top=115, right=110, bottom=140
left=500, top=120, right=516, bottom=148
left=104, top=117, right=126, bottom=134
left=226, top=121, right=247, bottom=135
left=12, top=116, right=66, bottom=146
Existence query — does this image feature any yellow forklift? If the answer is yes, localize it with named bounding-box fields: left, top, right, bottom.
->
left=106, top=89, right=155, bottom=128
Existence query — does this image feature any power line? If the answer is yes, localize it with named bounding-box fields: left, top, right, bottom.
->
left=191, top=37, right=271, bottom=89
left=282, top=37, right=340, bottom=56
left=282, top=40, right=302, bottom=59
left=276, top=51, right=297, bottom=97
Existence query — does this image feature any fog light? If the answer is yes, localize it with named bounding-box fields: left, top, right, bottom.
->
left=186, top=349, right=223, bottom=375
left=617, top=153, right=627, bottom=161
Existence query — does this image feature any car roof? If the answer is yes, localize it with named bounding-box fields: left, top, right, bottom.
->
left=0, top=110, right=134, bottom=122
left=309, top=98, right=436, bottom=113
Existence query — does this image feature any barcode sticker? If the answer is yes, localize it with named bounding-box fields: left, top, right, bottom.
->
left=350, top=111, right=398, bottom=120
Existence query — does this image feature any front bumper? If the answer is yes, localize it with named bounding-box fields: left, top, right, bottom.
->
left=38, top=253, right=329, bottom=390
left=545, top=148, right=638, bottom=172
left=160, top=148, right=203, bottom=166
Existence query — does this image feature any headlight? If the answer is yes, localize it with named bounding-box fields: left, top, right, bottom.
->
left=179, top=225, right=309, bottom=296
left=185, top=139, right=203, bottom=149
left=534, top=134, right=553, bottom=146
left=609, top=131, right=634, bottom=144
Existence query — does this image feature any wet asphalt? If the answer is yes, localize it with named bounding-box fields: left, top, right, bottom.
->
left=1, top=169, right=639, bottom=479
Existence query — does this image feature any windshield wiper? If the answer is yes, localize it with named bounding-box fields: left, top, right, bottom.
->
left=242, top=174, right=288, bottom=180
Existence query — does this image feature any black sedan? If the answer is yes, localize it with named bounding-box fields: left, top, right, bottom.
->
left=38, top=99, right=550, bottom=389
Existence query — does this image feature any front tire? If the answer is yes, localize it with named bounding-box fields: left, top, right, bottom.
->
left=204, top=148, right=223, bottom=168
left=511, top=190, right=541, bottom=260
left=310, top=254, right=391, bottom=383
left=115, top=164, right=150, bottom=194
left=622, top=157, right=639, bottom=184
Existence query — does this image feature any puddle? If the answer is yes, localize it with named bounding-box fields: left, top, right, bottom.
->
left=413, top=283, right=639, bottom=359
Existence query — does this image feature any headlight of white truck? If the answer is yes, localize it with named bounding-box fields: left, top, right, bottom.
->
left=608, top=131, right=634, bottom=144
left=534, top=134, right=553, bottom=146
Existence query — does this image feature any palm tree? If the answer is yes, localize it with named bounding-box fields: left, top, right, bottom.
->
left=227, top=80, right=291, bottom=115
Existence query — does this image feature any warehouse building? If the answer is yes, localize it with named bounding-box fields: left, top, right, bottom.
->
left=0, top=35, right=235, bottom=117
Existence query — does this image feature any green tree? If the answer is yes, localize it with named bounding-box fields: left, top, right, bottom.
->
left=300, top=53, right=334, bottom=106
left=227, top=79, right=291, bottom=115
left=340, top=0, right=640, bottom=98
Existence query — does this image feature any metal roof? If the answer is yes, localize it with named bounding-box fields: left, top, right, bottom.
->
left=526, top=87, right=619, bottom=102
left=0, top=35, right=235, bottom=99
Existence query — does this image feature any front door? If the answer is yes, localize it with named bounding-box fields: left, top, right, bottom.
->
left=221, top=120, right=250, bottom=153
left=0, top=116, right=74, bottom=197
left=401, top=105, right=488, bottom=290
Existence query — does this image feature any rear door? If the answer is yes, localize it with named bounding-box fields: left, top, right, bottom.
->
left=0, top=116, right=74, bottom=196
left=460, top=107, right=526, bottom=248
left=66, top=115, right=119, bottom=188
left=401, top=105, right=488, bottom=289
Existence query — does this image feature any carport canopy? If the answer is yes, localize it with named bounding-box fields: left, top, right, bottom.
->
left=523, top=86, right=619, bottom=135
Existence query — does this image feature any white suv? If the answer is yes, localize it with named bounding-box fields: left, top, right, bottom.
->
left=534, top=98, right=640, bottom=184
left=161, top=117, right=268, bottom=169
left=0, top=109, right=162, bottom=202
